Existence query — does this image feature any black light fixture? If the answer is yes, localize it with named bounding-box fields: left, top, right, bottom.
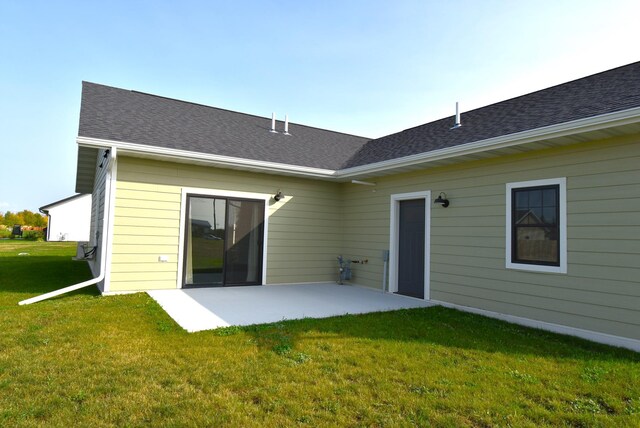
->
left=273, top=190, right=284, bottom=201
left=434, top=192, right=450, bottom=208
left=99, top=149, right=110, bottom=168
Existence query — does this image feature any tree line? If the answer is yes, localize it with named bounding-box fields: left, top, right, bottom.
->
left=1, top=210, right=48, bottom=228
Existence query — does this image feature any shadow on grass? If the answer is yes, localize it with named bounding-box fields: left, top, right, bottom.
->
left=239, top=306, right=640, bottom=362
left=0, top=255, right=98, bottom=301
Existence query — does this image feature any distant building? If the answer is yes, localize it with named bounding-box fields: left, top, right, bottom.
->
left=39, top=194, right=91, bottom=242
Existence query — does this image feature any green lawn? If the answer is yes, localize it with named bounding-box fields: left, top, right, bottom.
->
left=1, top=241, right=639, bottom=427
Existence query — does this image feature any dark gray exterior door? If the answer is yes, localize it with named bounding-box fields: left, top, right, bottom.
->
left=397, top=199, right=425, bottom=298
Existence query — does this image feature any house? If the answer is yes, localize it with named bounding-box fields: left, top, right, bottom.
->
left=73, top=62, right=640, bottom=350
left=39, top=194, right=92, bottom=242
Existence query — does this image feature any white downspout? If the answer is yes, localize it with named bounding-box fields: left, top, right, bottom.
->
left=19, top=147, right=117, bottom=305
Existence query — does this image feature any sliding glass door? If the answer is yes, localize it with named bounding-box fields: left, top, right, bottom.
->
left=183, top=195, right=264, bottom=287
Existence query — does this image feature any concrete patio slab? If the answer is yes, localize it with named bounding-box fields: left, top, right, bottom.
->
left=148, top=283, right=434, bottom=332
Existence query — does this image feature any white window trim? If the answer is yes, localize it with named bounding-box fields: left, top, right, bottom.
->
left=506, top=178, right=567, bottom=274
left=389, top=191, right=431, bottom=300
left=177, top=187, right=271, bottom=289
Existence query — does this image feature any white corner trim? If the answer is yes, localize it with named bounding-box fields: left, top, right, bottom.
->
left=102, top=147, right=118, bottom=294
left=176, top=187, right=271, bottom=289
left=389, top=191, right=431, bottom=299
left=176, top=191, right=188, bottom=289
left=505, top=177, right=567, bottom=274
left=431, top=299, right=640, bottom=353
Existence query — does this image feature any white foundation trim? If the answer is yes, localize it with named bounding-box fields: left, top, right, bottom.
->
left=264, top=281, right=336, bottom=286
left=102, top=282, right=337, bottom=295
left=431, top=299, right=640, bottom=352
left=177, top=187, right=271, bottom=289
left=389, top=191, right=431, bottom=300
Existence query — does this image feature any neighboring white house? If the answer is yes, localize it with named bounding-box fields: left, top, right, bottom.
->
left=39, top=194, right=92, bottom=242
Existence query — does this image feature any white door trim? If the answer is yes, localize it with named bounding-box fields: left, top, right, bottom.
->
left=389, top=191, right=431, bottom=300
left=177, top=187, right=271, bottom=289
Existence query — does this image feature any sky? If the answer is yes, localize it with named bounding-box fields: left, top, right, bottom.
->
left=0, top=0, right=638, bottom=213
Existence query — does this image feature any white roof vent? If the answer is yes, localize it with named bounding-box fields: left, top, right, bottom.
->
left=451, top=102, right=462, bottom=129
left=284, top=114, right=290, bottom=135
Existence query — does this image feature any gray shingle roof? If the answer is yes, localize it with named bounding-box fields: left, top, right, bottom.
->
left=78, top=61, right=640, bottom=171
left=344, top=61, right=640, bottom=168
left=79, top=83, right=370, bottom=170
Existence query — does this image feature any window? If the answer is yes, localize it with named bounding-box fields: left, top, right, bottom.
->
left=184, top=195, right=265, bottom=287
left=506, top=178, right=567, bottom=273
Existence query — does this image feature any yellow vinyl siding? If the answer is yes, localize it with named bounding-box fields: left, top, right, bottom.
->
left=109, top=177, right=181, bottom=291
left=341, top=134, right=640, bottom=340
left=109, top=156, right=342, bottom=291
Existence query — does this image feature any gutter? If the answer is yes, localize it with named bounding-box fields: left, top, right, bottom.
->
left=77, top=106, right=640, bottom=182
left=76, top=137, right=336, bottom=178
left=336, top=106, right=640, bottom=178
left=38, top=207, right=51, bottom=242
left=19, top=147, right=117, bottom=305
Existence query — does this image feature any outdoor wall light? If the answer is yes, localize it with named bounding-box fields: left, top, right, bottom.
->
left=98, top=149, right=110, bottom=168
left=273, top=190, right=284, bottom=201
left=434, top=192, right=450, bottom=208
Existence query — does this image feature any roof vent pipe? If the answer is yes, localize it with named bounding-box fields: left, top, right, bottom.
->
left=270, top=112, right=278, bottom=133
left=451, top=102, right=462, bottom=129
left=284, top=114, right=290, bottom=135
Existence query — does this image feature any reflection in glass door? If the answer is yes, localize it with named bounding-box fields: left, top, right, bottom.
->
left=183, top=195, right=264, bottom=287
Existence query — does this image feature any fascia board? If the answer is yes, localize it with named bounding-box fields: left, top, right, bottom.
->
left=77, top=106, right=640, bottom=181
left=76, top=137, right=338, bottom=178
left=39, top=194, right=87, bottom=212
